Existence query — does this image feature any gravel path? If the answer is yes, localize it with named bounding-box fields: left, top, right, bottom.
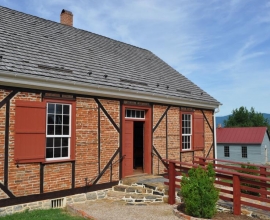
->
left=72, top=199, right=179, bottom=220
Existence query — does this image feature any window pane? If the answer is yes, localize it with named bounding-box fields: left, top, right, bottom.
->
left=63, top=126, right=69, bottom=135
left=132, top=110, right=135, bottom=117
left=63, top=105, right=70, bottom=114
left=55, top=138, right=61, bottom=147
left=47, top=125, right=54, bottom=135
left=56, top=104, right=62, bottom=114
left=136, top=111, right=140, bottom=118
left=54, top=148, right=61, bottom=157
left=62, top=147, right=68, bottom=157
left=46, top=148, right=53, bottom=158
left=55, top=115, right=62, bottom=124
left=55, top=125, right=62, bottom=135
left=141, top=111, right=145, bottom=118
left=62, top=138, right=68, bottom=146
left=46, top=138, right=54, bottom=147
left=47, top=114, right=55, bottom=124
left=63, top=115, right=69, bottom=124
left=48, top=104, right=55, bottom=113
left=127, top=110, right=131, bottom=117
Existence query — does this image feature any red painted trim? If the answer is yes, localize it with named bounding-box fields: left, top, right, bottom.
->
left=121, top=104, right=152, bottom=177
left=14, top=100, right=46, bottom=163
left=233, top=174, right=241, bottom=215
left=168, top=162, right=176, bottom=205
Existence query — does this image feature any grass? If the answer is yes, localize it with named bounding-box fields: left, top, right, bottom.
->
left=0, top=208, right=87, bottom=220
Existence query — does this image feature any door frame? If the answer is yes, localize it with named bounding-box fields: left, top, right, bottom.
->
left=121, top=104, right=152, bottom=178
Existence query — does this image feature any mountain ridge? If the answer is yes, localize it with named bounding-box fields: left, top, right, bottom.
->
left=216, top=113, right=270, bottom=127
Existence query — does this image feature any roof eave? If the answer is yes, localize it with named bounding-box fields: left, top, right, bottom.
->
left=0, top=70, right=220, bottom=110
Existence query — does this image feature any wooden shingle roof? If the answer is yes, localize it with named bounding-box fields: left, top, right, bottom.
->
left=0, top=6, right=220, bottom=108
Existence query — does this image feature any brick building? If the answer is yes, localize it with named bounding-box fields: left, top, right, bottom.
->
left=0, top=6, right=220, bottom=207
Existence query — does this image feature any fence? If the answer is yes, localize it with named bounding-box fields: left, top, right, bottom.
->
left=163, top=157, right=270, bottom=215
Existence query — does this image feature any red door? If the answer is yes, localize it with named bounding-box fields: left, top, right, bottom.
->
left=122, top=120, right=134, bottom=177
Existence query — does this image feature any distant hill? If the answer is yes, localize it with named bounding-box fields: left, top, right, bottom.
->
left=216, top=113, right=270, bottom=127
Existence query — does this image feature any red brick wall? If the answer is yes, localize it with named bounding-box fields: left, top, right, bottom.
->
left=0, top=88, right=214, bottom=198
left=99, top=99, right=120, bottom=183
left=0, top=89, right=9, bottom=186
left=43, top=163, right=72, bottom=192
left=153, top=105, right=167, bottom=174
left=167, top=107, right=180, bottom=160
left=153, top=106, right=214, bottom=174
left=202, top=110, right=214, bottom=158
left=75, top=97, right=99, bottom=187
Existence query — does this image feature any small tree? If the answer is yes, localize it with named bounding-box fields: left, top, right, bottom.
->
left=224, top=106, right=270, bottom=130
left=180, top=164, right=219, bottom=219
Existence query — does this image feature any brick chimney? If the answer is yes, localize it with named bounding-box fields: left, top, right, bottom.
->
left=60, top=9, right=73, bottom=26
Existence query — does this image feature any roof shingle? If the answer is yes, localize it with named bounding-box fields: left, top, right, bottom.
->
left=0, top=6, right=220, bottom=106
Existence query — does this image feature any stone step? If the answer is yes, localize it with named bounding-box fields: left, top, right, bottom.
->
left=114, top=184, right=166, bottom=196
left=106, top=190, right=165, bottom=203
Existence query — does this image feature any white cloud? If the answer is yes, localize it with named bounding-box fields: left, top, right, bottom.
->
left=1, top=0, right=270, bottom=115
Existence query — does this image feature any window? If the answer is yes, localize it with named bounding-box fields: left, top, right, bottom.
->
left=125, top=109, right=145, bottom=119
left=182, top=114, right=192, bottom=150
left=224, top=146, right=230, bottom=157
left=242, top=146, right=247, bottom=158
left=14, top=99, right=75, bottom=164
left=46, top=103, right=71, bottom=159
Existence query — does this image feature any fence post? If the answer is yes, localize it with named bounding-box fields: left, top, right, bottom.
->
left=260, top=167, right=267, bottom=198
left=168, top=161, right=176, bottom=205
left=233, top=174, right=241, bottom=215
left=199, top=157, right=206, bottom=167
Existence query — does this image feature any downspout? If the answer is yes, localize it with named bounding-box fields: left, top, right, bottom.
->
left=213, top=106, right=220, bottom=161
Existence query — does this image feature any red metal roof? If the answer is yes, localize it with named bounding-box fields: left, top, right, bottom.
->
left=216, top=127, right=268, bottom=144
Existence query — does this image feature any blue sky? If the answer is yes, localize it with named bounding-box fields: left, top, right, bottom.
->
left=1, top=0, right=270, bottom=116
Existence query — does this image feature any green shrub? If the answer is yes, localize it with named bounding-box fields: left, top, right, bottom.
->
left=180, top=164, right=219, bottom=219
left=239, top=163, right=260, bottom=196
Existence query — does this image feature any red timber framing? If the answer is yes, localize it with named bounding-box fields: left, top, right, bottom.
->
left=121, top=104, right=152, bottom=177
left=0, top=85, right=216, bottom=208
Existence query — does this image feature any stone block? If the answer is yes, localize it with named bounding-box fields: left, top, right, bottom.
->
left=86, top=192, right=97, bottom=200
left=13, top=205, right=24, bottom=212
left=113, top=185, right=126, bottom=192
left=43, top=200, right=52, bottom=209
left=72, top=194, right=86, bottom=203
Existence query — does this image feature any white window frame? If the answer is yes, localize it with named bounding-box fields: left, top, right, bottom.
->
left=46, top=103, right=71, bottom=160
left=182, top=114, right=192, bottom=150
left=125, top=109, right=145, bottom=119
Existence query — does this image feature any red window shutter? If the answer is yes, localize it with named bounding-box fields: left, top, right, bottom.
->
left=14, top=100, right=46, bottom=163
left=193, top=113, right=204, bottom=150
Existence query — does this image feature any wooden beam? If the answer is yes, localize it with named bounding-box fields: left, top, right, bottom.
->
left=153, top=106, right=171, bottom=132
left=94, top=98, right=120, bottom=133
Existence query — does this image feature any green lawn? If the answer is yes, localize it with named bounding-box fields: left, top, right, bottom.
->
left=0, top=208, right=87, bottom=220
